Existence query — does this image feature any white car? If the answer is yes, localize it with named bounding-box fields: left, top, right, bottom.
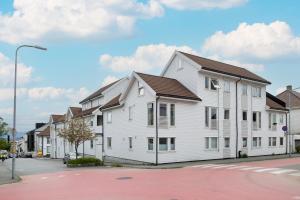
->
left=63, top=152, right=81, bottom=164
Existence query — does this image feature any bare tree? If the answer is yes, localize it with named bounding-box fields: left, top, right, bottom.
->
left=58, top=118, right=94, bottom=159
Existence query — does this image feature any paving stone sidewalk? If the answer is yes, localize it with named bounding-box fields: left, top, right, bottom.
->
left=0, top=160, right=20, bottom=185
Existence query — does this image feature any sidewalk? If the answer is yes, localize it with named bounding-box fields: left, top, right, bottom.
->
left=0, top=161, right=21, bottom=185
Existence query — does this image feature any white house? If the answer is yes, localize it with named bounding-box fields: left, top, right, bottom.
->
left=277, top=86, right=300, bottom=152
left=101, top=51, right=288, bottom=164
left=49, top=114, right=65, bottom=159
left=35, top=124, right=51, bottom=157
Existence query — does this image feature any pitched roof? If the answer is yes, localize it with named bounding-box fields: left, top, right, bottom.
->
left=101, top=94, right=122, bottom=110
left=51, top=114, right=65, bottom=123
left=69, top=107, right=82, bottom=118
left=82, top=106, right=100, bottom=117
left=136, top=72, right=201, bottom=101
left=179, top=52, right=271, bottom=84
left=37, top=126, right=50, bottom=136
left=266, top=92, right=288, bottom=111
left=79, top=80, right=119, bottom=104
left=277, top=90, right=300, bottom=108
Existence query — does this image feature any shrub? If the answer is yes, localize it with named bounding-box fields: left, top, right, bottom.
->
left=241, top=153, right=248, bottom=158
left=68, top=157, right=103, bottom=166
left=296, top=146, right=300, bottom=153
left=111, top=163, right=123, bottom=167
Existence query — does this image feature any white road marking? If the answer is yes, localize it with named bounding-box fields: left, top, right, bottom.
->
left=289, top=172, right=300, bottom=177
left=240, top=167, right=263, bottom=171
left=255, top=168, right=280, bottom=173
left=41, top=177, right=48, bottom=180
left=270, top=169, right=298, bottom=175
left=227, top=166, right=249, bottom=170
left=211, top=165, right=236, bottom=169
left=292, top=196, right=300, bottom=199
left=200, top=164, right=220, bottom=168
left=75, top=173, right=81, bottom=176
left=58, top=175, right=65, bottom=178
left=191, top=164, right=214, bottom=168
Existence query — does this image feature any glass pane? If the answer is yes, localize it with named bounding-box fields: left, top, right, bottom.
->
left=211, top=138, right=217, bottom=149
left=205, top=77, right=209, bottom=89
left=148, top=138, right=153, bottom=150
left=160, top=104, right=167, bottom=117
left=170, top=138, right=175, bottom=150
left=148, top=103, right=154, bottom=126
left=205, top=137, right=209, bottom=149
left=205, top=107, right=209, bottom=127
left=170, top=104, right=175, bottom=126
left=159, top=138, right=168, bottom=151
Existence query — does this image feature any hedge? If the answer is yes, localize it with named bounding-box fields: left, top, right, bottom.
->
left=67, top=157, right=103, bottom=167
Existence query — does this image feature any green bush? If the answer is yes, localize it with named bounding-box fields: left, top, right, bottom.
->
left=111, top=163, right=123, bottom=167
left=0, top=139, right=10, bottom=151
left=296, top=146, right=300, bottom=153
left=241, top=153, right=248, bottom=158
left=68, top=157, right=103, bottom=166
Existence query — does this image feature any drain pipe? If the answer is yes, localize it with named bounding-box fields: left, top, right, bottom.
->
left=155, top=96, right=160, bottom=165
left=285, top=112, right=288, bottom=154
left=235, top=78, right=242, bottom=158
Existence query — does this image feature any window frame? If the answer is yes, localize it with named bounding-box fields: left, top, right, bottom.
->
left=242, top=137, right=248, bottom=148
left=107, top=137, right=112, bottom=149
left=242, top=84, right=247, bottom=96
left=97, top=115, right=103, bottom=126
left=242, top=111, right=248, bottom=121
left=159, top=138, right=168, bottom=151
left=170, top=104, right=175, bottom=126
left=138, top=81, right=145, bottom=96
left=224, top=80, right=230, bottom=93
left=224, top=109, right=230, bottom=120
left=90, top=140, right=94, bottom=149
left=129, top=137, right=133, bottom=149
left=205, top=137, right=218, bottom=150
left=224, top=137, right=230, bottom=148
left=107, top=112, right=112, bottom=123
left=147, top=103, right=154, bottom=126
left=147, top=137, right=154, bottom=151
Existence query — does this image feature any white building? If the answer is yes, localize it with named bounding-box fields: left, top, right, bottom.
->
left=35, top=124, right=51, bottom=157
left=101, top=51, right=288, bottom=164
left=277, top=86, right=300, bottom=152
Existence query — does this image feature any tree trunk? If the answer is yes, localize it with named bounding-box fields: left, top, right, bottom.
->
left=75, top=143, right=78, bottom=159
left=83, top=141, right=85, bottom=158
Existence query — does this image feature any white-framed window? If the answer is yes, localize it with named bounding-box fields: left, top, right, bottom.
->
left=129, top=137, right=133, bottom=149
left=46, top=146, right=50, bottom=154
left=279, top=114, right=284, bottom=124
left=90, top=120, right=93, bottom=127
left=252, top=112, right=261, bottom=130
left=129, top=106, right=133, bottom=120
left=159, top=103, right=168, bottom=127
left=242, top=111, right=248, bottom=121
left=46, top=137, right=50, bottom=144
left=147, top=138, right=154, bottom=151
left=107, top=137, right=112, bottom=149
left=280, top=137, right=284, bottom=146
left=252, top=87, right=262, bottom=97
left=170, top=104, right=175, bottom=126
left=224, top=109, right=230, bottom=120
left=205, top=137, right=218, bottom=150
left=224, top=80, right=230, bottom=93
left=170, top=138, right=176, bottom=151
left=205, top=77, right=209, bottom=89
left=138, top=81, right=144, bottom=96
left=252, top=137, right=262, bottom=148
left=224, top=137, right=230, bottom=148
left=159, top=138, right=168, bottom=151
left=242, top=137, right=247, bottom=148
left=90, top=140, right=94, bottom=149
left=107, top=112, right=112, bottom=123
left=269, top=113, right=277, bottom=130
left=205, top=107, right=218, bottom=129
left=147, top=103, right=154, bottom=126
left=97, top=115, right=103, bottom=126
left=242, top=84, right=247, bottom=96
left=205, top=77, right=220, bottom=91
left=177, top=59, right=183, bottom=70
left=268, top=137, right=277, bottom=147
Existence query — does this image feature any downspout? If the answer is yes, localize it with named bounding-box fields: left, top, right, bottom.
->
left=155, top=96, right=160, bottom=165
left=102, top=113, right=105, bottom=162
left=55, top=124, right=57, bottom=158
left=285, top=112, right=288, bottom=154
left=235, top=78, right=242, bottom=158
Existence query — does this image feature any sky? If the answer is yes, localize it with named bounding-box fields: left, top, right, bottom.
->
left=0, top=0, right=300, bottom=132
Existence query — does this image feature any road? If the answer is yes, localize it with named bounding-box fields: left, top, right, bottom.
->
left=0, top=158, right=300, bottom=200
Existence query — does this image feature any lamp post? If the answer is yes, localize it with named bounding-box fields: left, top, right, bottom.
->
left=287, top=86, right=300, bottom=157
left=12, top=45, right=47, bottom=179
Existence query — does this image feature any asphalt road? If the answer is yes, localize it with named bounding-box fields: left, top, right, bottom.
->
left=0, top=157, right=300, bottom=200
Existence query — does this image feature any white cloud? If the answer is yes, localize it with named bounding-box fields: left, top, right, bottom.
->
left=158, top=0, right=247, bottom=10
left=102, top=75, right=119, bottom=86
left=0, top=52, right=33, bottom=86
left=0, top=0, right=164, bottom=44
left=202, top=21, right=300, bottom=60
left=100, top=43, right=196, bottom=73
left=0, top=107, right=13, bottom=115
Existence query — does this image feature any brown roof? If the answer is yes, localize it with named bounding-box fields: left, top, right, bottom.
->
left=101, top=94, right=121, bottom=110
left=266, top=92, right=288, bottom=111
left=79, top=80, right=119, bottom=104
left=137, top=72, right=201, bottom=101
left=38, top=126, right=50, bottom=137
left=180, top=52, right=271, bottom=84
left=277, top=90, right=300, bottom=108
left=82, top=106, right=100, bottom=117
left=51, top=114, right=65, bottom=123
left=70, top=107, right=82, bottom=118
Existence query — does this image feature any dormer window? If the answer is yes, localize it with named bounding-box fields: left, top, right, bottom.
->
left=138, top=81, right=144, bottom=96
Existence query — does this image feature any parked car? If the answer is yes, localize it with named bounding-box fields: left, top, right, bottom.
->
left=63, top=152, right=81, bottom=164
left=0, top=150, right=8, bottom=161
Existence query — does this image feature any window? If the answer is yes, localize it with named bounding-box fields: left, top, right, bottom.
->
left=97, top=115, right=103, bottom=126
left=242, top=84, right=247, bottom=96
left=138, top=81, right=144, bottom=96
left=177, top=59, right=183, bottom=70
left=90, top=120, right=93, bottom=127
left=129, top=137, right=133, bottom=149
left=107, top=137, right=112, bottom=149
left=147, top=103, right=154, bottom=126
left=280, top=137, right=284, bottom=146
left=170, top=138, right=176, bottom=151
left=205, top=107, right=209, bottom=127
left=159, top=138, right=168, bottom=151
left=269, top=113, right=277, bottom=130
left=252, top=137, right=262, bottom=148
left=252, top=87, right=262, bottom=97
left=148, top=138, right=154, bottom=151
left=242, top=137, right=247, bottom=148
left=46, top=146, right=50, bottom=154
left=224, top=109, right=230, bottom=120
left=170, top=104, right=175, bottom=126
left=211, top=79, right=219, bottom=90
left=252, top=112, right=261, bottom=130
left=205, top=77, right=209, bottom=89
left=224, top=81, right=230, bottom=92
left=159, top=103, right=168, bottom=127
left=205, top=107, right=218, bottom=129
left=107, top=112, right=112, bottom=123
left=90, top=140, right=94, bottom=149
left=205, top=137, right=218, bottom=150
left=242, top=111, right=247, bottom=121
left=224, top=137, right=230, bottom=148
left=46, top=137, right=50, bottom=144
left=211, top=107, right=218, bottom=129
left=269, top=137, right=276, bottom=147
left=129, top=106, right=133, bottom=120
left=279, top=114, right=284, bottom=124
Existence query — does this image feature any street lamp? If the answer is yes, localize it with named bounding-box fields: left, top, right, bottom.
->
left=12, top=45, right=47, bottom=179
left=288, top=86, right=300, bottom=157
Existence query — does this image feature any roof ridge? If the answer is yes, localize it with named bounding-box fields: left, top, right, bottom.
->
left=135, top=71, right=178, bottom=81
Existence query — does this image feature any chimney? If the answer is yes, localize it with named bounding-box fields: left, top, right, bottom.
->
left=287, top=85, right=292, bottom=91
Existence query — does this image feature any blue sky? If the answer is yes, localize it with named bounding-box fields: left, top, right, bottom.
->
left=0, top=0, right=300, bottom=132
